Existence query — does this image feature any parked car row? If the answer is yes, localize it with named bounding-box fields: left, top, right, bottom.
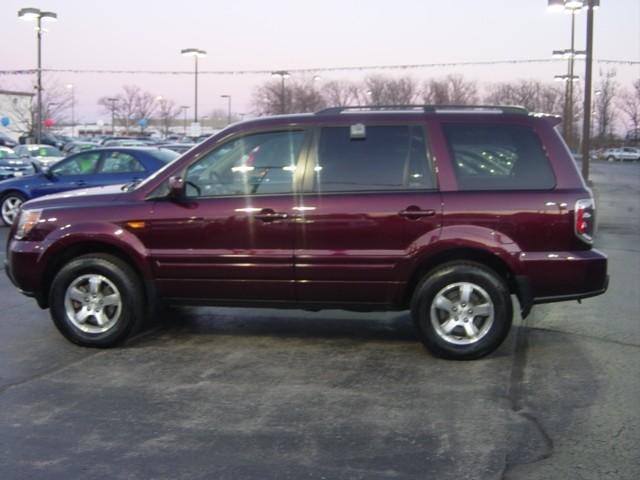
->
left=0, top=147, right=179, bottom=225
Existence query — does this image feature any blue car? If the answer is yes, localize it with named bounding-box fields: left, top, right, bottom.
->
left=0, top=147, right=178, bottom=225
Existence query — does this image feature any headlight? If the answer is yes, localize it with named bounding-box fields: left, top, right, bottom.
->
left=15, top=209, right=42, bottom=240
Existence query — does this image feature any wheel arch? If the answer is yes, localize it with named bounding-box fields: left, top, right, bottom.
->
left=403, top=247, right=523, bottom=310
left=38, top=240, right=156, bottom=312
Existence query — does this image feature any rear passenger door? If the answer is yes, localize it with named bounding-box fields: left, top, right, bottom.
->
left=294, top=124, right=442, bottom=306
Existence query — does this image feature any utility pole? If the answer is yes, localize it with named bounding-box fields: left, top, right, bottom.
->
left=581, top=1, right=596, bottom=183
left=107, top=97, right=118, bottom=135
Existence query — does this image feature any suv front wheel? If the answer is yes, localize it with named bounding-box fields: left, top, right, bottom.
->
left=411, top=261, right=513, bottom=360
left=49, top=254, right=144, bottom=347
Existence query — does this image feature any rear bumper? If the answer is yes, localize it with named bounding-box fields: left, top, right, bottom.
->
left=534, top=274, right=609, bottom=304
left=517, top=249, right=608, bottom=309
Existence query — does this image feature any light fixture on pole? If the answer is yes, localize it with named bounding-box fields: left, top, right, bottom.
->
left=66, top=84, right=75, bottom=137
left=220, top=95, right=231, bottom=125
left=18, top=7, right=57, bottom=144
left=271, top=70, right=290, bottom=114
left=181, top=48, right=207, bottom=123
left=548, top=0, right=586, bottom=149
left=106, top=97, right=119, bottom=135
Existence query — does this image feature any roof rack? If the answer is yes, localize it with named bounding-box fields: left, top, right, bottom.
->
left=315, top=105, right=529, bottom=115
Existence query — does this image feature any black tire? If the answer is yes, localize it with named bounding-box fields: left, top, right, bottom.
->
left=606, top=156, right=616, bottom=162
left=1, top=191, right=26, bottom=226
left=48, top=253, right=145, bottom=348
left=411, top=261, right=513, bottom=360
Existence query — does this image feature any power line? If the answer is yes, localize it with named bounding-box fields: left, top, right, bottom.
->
left=1, top=58, right=638, bottom=76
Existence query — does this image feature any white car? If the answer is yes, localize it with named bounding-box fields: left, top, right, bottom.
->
left=603, top=147, right=640, bottom=162
left=13, top=144, right=65, bottom=169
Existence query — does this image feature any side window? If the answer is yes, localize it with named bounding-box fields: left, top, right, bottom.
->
left=185, top=130, right=305, bottom=197
left=314, top=125, right=434, bottom=193
left=99, top=152, right=146, bottom=173
left=443, top=124, right=555, bottom=191
left=50, top=152, right=100, bottom=176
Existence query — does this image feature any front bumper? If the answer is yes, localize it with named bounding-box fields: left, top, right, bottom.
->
left=5, top=237, right=47, bottom=307
left=4, top=258, right=36, bottom=298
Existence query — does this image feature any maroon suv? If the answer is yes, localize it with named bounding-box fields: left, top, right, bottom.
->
left=5, top=106, right=608, bottom=359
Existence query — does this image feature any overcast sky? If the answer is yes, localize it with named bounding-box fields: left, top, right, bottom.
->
left=2, top=0, right=639, bottom=123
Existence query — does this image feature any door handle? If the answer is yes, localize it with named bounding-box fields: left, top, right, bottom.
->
left=399, top=206, right=436, bottom=219
left=254, top=208, right=288, bottom=222
left=74, top=180, right=87, bottom=186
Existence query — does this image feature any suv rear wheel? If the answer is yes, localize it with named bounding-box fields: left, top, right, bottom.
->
left=49, top=254, right=144, bottom=347
left=411, top=261, right=512, bottom=360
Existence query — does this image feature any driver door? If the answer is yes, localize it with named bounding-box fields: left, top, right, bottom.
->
left=148, top=129, right=309, bottom=302
left=30, top=151, right=102, bottom=197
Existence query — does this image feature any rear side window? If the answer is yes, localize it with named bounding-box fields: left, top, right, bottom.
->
left=314, top=125, right=435, bottom=192
left=99, top=152, right=146, bottom=173
left=51, top=152, right=100, bottom=176
left=443, top=124, right=555, bottom=191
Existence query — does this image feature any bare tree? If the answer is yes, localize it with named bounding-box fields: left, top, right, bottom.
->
left=252, top=81, right=288, bottom=116
left=321, top=80, right=361, bottom=107
left=98, top=96, right=123, bottom=130
left=289, top=82, right=326, bottom=113
left=423, top=74, right=478, bottom=105
left=252, top=79, right=326, bottom=115
left=364, top=75, right=420, bottom=105
left=10, top=80, right=71, bottom=135
left=594, top=69, right=617, bottom=141
left=618, top=78, right=640, bottom=143
left=135, top=91, right=158, bottom=132
left=157, top=99, right=182, bottom=137
left=484, top=79, right=563, bottom=114
left=97, top=85, right=158, bottom=134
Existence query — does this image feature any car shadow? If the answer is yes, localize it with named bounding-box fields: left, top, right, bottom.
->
left=143, top=306, right=420, bottom=344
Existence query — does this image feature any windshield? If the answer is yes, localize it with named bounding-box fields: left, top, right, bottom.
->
left=0, top=149, right=19, bottom=160
left=28, top=146, right=63, bottom=157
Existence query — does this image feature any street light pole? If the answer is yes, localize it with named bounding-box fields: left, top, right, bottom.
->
left=67, top=84, right=75, bottom=136
left=181, top=48, right=207, bottom=123
left=18, top=7, right=57, bottom=144
left=36, top=14, right=42, bottom=143
left=180, top=106, right=189, bottom=134
left=549, top=0, right=589, bottom=148
left=107, top=97, right=118, bottom=135
left=221, top=95, right=231, bottom=124
left=271, top=71, right=290, bottom=114
left=581, top=0, right=598, bottom=183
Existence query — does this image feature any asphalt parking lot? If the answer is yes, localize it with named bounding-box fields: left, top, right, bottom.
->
left=0, top=161, right=638, bottom=480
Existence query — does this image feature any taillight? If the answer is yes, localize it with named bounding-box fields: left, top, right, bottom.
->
left=575, top=198, right=595, bottom=244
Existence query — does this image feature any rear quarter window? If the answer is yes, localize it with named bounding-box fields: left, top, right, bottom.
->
left=443, top=124, right=555, bottom=191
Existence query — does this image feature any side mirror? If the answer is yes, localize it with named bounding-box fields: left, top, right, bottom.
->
left=168, top=176, right=185, bottom=199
